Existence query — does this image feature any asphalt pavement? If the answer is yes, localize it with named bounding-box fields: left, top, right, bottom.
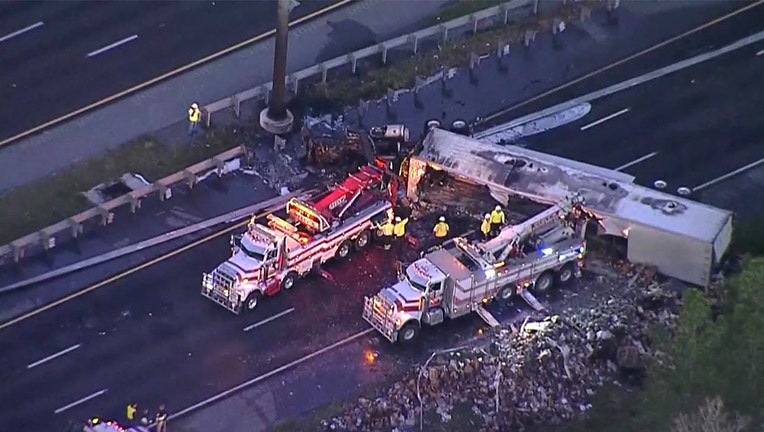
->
left=0, top=0, right=334, bottom=143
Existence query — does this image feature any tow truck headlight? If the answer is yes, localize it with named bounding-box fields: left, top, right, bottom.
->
left=223, top=289, right=230, bottom=297
left=485, top=268, right=496, bottom=279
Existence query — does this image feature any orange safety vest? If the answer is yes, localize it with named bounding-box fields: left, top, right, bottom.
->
left=433, top=222, right=449, bottom=238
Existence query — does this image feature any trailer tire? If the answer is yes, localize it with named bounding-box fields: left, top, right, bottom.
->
left=337, top=240, right=353, bottom=259
left=557, top=263, right=575, bottom=285
left=354, top=231, right=371, bottom=250
left=281, top=272, right=298, bottom=291
left=533, top=271, right=555, bottom=294
left=245, top=291, right=263, bottom=311
left=499, top=285, right=515, bottom=301
left=397, top=322, right=420, bottom=343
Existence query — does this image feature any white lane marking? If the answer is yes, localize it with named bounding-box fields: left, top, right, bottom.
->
left=580, top=108, right=630, bottom=131
left=243, top=308, right=295, bottom=332
left=86, top=34, right=138, bottom=58
left=27, top=344, right=81, bottom=369
left=0, top=21, right=44, bottom=43
left=692, top=158, right=764, bottom=192
left=614, top=152, right=658, bottom=171
left=169, top=329, right=373, bottom=421
left=479, top=30, right=764, bottom=135
left=54, top=389, right=108, bottom=414
left=757, top=49, right=764, bottom=56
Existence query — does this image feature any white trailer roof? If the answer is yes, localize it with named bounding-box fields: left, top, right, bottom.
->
left=415, top=129, right=733, bottom=244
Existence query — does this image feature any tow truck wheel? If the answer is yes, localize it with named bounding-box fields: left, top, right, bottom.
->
left=337, top=240, right=352, bottom=259
left=533, top=271, right=555, bottom=294
left=557, top=264, right=575, bottom=284
left=281, top=272, right=298, bottom=291
left=397, top=322, right=420, bottom=343
left=354, top=231, right=371, bottom=250
left=499, top=286, right=515, bottom=301
left=245, top=292, right=263, bottom=311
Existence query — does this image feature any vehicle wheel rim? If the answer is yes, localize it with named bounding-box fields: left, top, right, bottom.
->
left=284, top=277, right=294, bottom=290
left=357, top=234, right=368, bottom=248
left=538, top=277, right=551, bottom=292
left=403, top=328, right=415, bottom=340
left=248, top=297, right=258, bottom=309
left=560, top=269, right=572, bottom=282
left=340, top=244, right=349, bottom=257
left=501, top=289, right=512, bottom=300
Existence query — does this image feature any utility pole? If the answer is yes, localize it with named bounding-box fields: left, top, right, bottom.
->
left=260, top=0, right=295, bottom=135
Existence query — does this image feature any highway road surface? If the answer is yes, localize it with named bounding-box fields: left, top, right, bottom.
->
left=511, top=27, right=764, bottom=197
left=0, top=0, right=335, bottom=143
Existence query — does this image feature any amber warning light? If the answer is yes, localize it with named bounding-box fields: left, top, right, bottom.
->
left=364, top=350, right=378, bottom=365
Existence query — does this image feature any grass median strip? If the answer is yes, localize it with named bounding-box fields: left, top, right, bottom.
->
left=0, top=129, right=238, bottom=245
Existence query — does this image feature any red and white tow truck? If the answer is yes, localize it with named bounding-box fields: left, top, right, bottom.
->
left=362, top=195, right=590, bottom=343
left=202, top=164, right=395, bottom=313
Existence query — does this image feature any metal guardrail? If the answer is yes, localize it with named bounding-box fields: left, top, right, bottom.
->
left=0, top=145, right=247, bottom=265
left=201, top=0, right=537, bottom=126
left=0, top=188, right=317, bottom=293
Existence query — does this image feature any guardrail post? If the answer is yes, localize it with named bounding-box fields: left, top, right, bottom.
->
left=357, top=99, right=368, bottom=128
left=40, top=231, right=55, bottom=251
left=156, top=183, right=172, bottom=201
left=580, top=6, right=591, bottom=21
left=287, top=75, right=298, bottom=94
left=441, top=67, right=454, bottom=98
left=347, top=53, right=358, bottom=74
left=378, top=44, right=388, bottom=64
left=319, top=63, right=329, bottom=83
left=128, top=194, right=142, bottom=213
left=68, top=218, right=83, bottom=239
left=439, top=24, right=448, bottom=43
left=533, top=0, right=539, bottom=15
left=469, top=52, right=480, bottom=84
left=240, top=144, right=253, bottom=165
left=184, top=169, right=198, bottom=189
left=204, top=110, right=212, bottom=128
left=386, top=88, right=398, bottom=121
left=500, top=4, right=510, bottom=24
left=552, top=18, right=565, bottom=49
left=414, top=76, right=426, bottom=110
left=97, top=206, right=114, bottom=226
left=231, top=95, right=241, bottom=118
left=496, top=40, right=509, bottom=73
left=11, top=243, right=24, bottom=263
left=212, top=157, right=225, bottom=176
left=470, top=14, right=479, bottom=34
left=606, top=0, right=620, bottom=24
left=408, top=34, right=419, bottom=55
left=524, top=29, right=537, bottom=46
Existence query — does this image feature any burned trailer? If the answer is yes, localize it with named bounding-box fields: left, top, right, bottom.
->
left=301, top=116, right=374, bottom=166
left=406, top=129, right=733, bottom=287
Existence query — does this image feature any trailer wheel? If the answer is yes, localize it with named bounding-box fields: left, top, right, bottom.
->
left=337, top=240, right=352, bottom=259
left=499, top=285, right=515, bottom=301
left=533, top=271, right=555, bottom=294
left=354, top=231, right=371, bottom=250
left=557, top=263, right=575, bottom=284
left=281, top=272, right=298, bottom=291
left=245, top=291, right=263, bottom=311
left=397, top=322, right=420, bottom=343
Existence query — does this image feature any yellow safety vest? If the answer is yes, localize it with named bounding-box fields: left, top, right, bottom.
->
left=490, top=209, right=505, bottom=224
left=393, top=218, right=408, bottom=237
left=433, top=222, right=449, bottom=238
left=481, top=219, right=491, bottom=234
left=189, top=107, right=201, bottom=123
left=381, top=222, right=394, bottom=237
left=127, top=405, right=137, bottom=421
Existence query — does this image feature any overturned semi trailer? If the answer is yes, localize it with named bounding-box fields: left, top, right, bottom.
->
left=407, top=129, right=733, bottom=287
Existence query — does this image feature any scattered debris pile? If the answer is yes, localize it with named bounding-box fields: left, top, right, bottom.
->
left=321, top=263, right=683, bottom=431
left=301, top=115, right=373, bottom=166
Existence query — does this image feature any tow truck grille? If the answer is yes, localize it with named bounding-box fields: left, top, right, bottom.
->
left=202, top=267, right=240, bottom=313
left=362, top=296, right=397, bottom=342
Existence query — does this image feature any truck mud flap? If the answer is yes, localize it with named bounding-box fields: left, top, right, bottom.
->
left=520, top=290, right=546, bottom=312
left=475, top=305, right=501, bottom=328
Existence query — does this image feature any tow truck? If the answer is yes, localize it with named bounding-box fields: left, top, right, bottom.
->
left=202, top=164, right=395, bottom=313
left=362, top=194, right=590, bottom=343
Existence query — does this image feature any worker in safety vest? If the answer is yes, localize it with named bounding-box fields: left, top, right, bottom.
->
left=433, top=216, right=449, bottom=239
left=188, top=103, right=201, bottom=135
left=156, top=404, right=168, bottom=432
left=481, top=214, right=492, bottom=240
left=490, top=205, right=506, bottom=237
left=380, top=218, right=395, bottom=250
left=126, top=403, right=137, bottom=423
left=393, top=216, right=409, bottom=254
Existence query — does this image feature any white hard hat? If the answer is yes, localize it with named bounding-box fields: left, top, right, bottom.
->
left=439, top=216, right=445, bottom=222
left=495, top=205, right=501, bottom=211
left=395, top=216, right=401, bottom=222
left=484, top=214, right=490, bottom=219
left=191, top=103, right=199, bottom=109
